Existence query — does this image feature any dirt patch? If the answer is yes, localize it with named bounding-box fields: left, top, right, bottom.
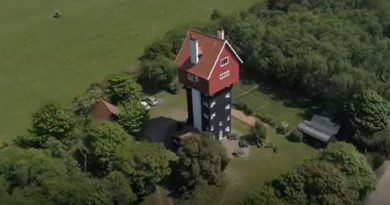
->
left=222, top=138, right=250, bottom=159
left=232, top=109, right=257, bottom=126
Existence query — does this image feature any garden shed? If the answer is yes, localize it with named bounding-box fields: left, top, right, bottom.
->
left=298, top=115, right=340, bottom=143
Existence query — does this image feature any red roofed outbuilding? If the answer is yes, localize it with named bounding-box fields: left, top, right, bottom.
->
left=92, top=100, right=119, bottom=121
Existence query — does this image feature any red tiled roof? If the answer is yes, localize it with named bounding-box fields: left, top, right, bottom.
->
left=92, top=100, right=119, bottom=120
left=175, top=30, right=225, bottom=79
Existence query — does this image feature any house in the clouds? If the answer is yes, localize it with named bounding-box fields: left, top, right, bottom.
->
left=175, top=29, right=243, bottom=140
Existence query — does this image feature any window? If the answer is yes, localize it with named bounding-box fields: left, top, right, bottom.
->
left=225, top=92, right=231, bottom=98
left=203, top=113, right=209, bottom=119
left=211, top=113, right=216, bottom=120
left=203, top=102, right=209, bottom=107
left=227, top=116, right=230, bottom=121
left=210, top=101, right=216, bottom=108
left=210, top=125, right=214, bottom=131
left=225, top=126, right=230, bottom=132
left=220, top=57, right=229, bottom=67
left=219, top=71, right=230, bottom=80
left=187, top=74, right=199, bottom=82
left=225, top=104, right=230, bottom=110
left=187, top=73, right=194, bottom=81
left=219, top=121, right=223, bottom=126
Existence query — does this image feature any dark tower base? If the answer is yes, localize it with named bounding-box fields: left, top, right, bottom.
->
left=186, top=86, right=232, bottom=140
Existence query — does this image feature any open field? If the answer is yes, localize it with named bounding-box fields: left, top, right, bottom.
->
left=0, top=0, right=259, bottom=141
left=145, top=84, right=318, bottom=204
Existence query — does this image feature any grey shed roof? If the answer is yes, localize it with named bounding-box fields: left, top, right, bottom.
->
left=298, top=115, right=340, bottom=143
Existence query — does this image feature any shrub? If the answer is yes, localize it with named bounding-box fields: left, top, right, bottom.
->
left=233, top=103, right=253, bottom=115
left=251, top=122, right=267, bottom=147
left=276, top=122, right=289, bottom=134
left=255, top=112, right=279, bottom=127
left=287, top=129, right=303, bottom=142
left=366, top=152, right=385, bottom=170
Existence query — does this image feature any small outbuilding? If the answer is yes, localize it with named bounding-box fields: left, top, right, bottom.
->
left=298, top=115, right=340, bottom=143
left=92, top=100, right=119, bottom=121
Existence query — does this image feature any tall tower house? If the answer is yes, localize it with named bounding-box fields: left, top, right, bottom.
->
left=175, top=29, right=243, bottom=140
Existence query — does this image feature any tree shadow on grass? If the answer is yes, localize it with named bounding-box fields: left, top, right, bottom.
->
left=144, top=116, right=185, bottom=150
left=302, top=135, right=327, bottom=149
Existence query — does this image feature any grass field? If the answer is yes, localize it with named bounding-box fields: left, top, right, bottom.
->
left=0, top=0, right=259, bottom=141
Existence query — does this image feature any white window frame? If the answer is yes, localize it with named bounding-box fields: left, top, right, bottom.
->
left=225, top=126, right=230, bottom=132
left=219, top=121, right=223, bottom=126
left=211, top=113, right=216, bottom=120
left=210, top=101, right=216, bottom=108
left=225, top=104, right=230, bottom=110
left=203, top=102, right=209, bottom=108
left=203, top=113, right=209, bottom=119
left=219, top=71, right=230, bottom=80
left=227, top=116, right=230, bottom=121
left=210, top=125, right=214, bottom=131
left=220, top=57, right=229, bottom=67
left=225, top=92, right=231, bottom=98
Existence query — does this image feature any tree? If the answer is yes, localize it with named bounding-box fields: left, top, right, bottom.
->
left=29, top=103, right=75, bottom=145
left=318, top=142, right=377, bottom=199
left=107, top=74, right=143, bottom=105
left=345, top=90, right=390, bottom=140
left=176, top=133, right=230, bottom=193
left=138, top=55, right=176, bottom=90
left=85, top=121, right=132, bottom=175
left=271, top=170, right=306, bottom=204
left=251, top=122, right=267, bottom=146
left=211, top=9, right=223, bottom=20
left=113, top=141, right=178, bottom=196
left=239, top=185, right=282, bottom=205
left=72, top=83, right=107, bottom=117
left=118, top=100, right=149, bottom=137
left=103, top=171, right=137, bottom=204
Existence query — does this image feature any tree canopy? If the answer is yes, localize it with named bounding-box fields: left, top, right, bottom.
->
left=241, top=142, right=376, bottom=204
left=118, top=100, right=149, bottom=137
left=107, top=75, right=143, bottom=105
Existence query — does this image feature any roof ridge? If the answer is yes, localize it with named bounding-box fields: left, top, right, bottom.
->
left=189, top=29, right=225, bottom=42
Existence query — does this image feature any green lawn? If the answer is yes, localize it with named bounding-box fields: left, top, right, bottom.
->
left=233, top=82, right=309, bottom=126
left=222, top=123, right=318, bottom=205
left=0, top=0, right=259, bottom=141
left=145, top=83, right=318, bottom=205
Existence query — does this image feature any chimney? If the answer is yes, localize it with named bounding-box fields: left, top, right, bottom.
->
left=217, top=29, right=225, bottom=40
left=190, top=36, right=199, bottom=64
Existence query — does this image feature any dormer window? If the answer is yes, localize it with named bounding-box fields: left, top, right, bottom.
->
left=219, top=71, right=230, bottom=80
left=220, top=57, right=229, bottom=67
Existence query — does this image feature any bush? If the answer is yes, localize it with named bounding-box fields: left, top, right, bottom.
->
left=276, top=122, right=289, bottom=134
left=255, top=112, right=279, bottom=127
left=251, top=122, right=267, bottom=147
left=233, top=103, right=253, bottom=115
left=287, top=129, right=303, bottom=142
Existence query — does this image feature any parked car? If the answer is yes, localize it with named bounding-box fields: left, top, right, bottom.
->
left=140, top=101, right=150, bottom=111
left=144, top=96, right=157, bottom=106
